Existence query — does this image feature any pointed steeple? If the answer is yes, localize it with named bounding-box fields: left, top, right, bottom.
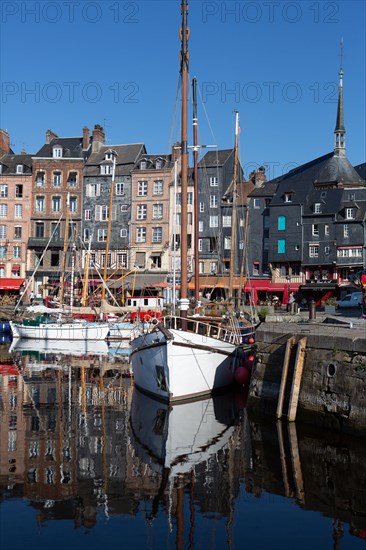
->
left=334, top=42, right=346, bottom=157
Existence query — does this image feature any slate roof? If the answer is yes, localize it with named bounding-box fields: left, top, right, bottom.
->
left=35, top=137, right=86, bottom=158
left=198, top=149, right=234, bottom=167
left=133, top=153, right=175, bottom=171
left=85, top=144, right=146, bottom=176
left=0, top=153, right=33, bottom=175
left=354, top=162, right=366, bottom=180
left=248, top=181, right=278, bottom=198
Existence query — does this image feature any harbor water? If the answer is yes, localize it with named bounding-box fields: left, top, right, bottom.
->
left=0, top=342, right=365, bottom=549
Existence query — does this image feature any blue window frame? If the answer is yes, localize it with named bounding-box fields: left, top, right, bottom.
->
left=278, top=239, right=286, bottom=254
left=278, top=216, right=286, bottom=230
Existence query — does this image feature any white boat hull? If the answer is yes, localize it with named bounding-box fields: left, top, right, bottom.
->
left=10, top=320, right=110, bottom=340
left=131, top=326, right=244, bottom=402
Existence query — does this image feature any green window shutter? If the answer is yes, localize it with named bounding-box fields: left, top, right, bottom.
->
left=278, top=216, right=286, bottom=230
left=278, top=239, right=286, bottom=254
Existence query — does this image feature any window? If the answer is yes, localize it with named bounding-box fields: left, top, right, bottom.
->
left=309, top=244, right=319, bottom=258
left=35, top=222, right=44, bottom=238
left=51, top=222, right=60, bottom=239
left=136, top=227, right=146, bottom=243
left=210, top=176, right=218, bottom=186
left=325, top=246, right=330, bottom=256
left=278, top=239, right=286, bottom=254
left=0, top=225, right=6, bottom=239
left=278, top=216, right=286, bottom=230
left=152, top=227, right=162, bottom=243
left=14, top=226, right=22, bottom=239
left=14, top=204, right=22, bottom=218
left=210, top=262, right=218, bottom=274
left=224, top=236, right=231, bottom=249
left=53, top=146, right=62, bottom=157
left=117, top=253, right=127, bottom=267
left=100, top=164, right=113, bottom=176
left=199, top=202, right=204, bottom=212
left=253, top=198, right=260, bottom=209
left=120, top=228, right=127, bottom=238
left=98, top=229, right=107, bottom=242
left=187, top=192, right=193, bottom=205
left=68, top=172, right=77, bottom=187
left=155, top=159, right=163, bottom=169
left=36, top=172, right=44, bottom=186
left=0, top=245, right=6, bottom=258
left=15, top=185, right=23, bottom=198
left=152, top=204, right=163, bottom=219
left=345, top=208, right=355, bottom=220
left=337, top=247, right=362, bottom=258
left=0, top=265, right=4, bottom=277
left=222, top=216, right=231, bottom=227
left=314, top=203, right=321, bottom=213
left=138, top=181, right=148, bottom=196
left=51, top=252, right=59, bottom=267
left=52, top=197, right=61, bottom=212
left=284, top=193, right=293, bottom=203
left=95, top=205, right=109, bottom=221
left=101, top=254, right=111, bottom=268
left=13, top=246, right=21, bottom=259
left=36, top=196, right=45, bottom=212
left=210, top=195, right=218, bottom=208
left=325, top=224, right=329, bottom=236
left=137, top=204, right=147, bottom=220
left=343, top=224, right=349, bottom=238
left=84, top=209, right=91, bottom=221
left=198, top=221, right=203, bottom=232
left=115, top=182, right=124, bottom=195
left=176, top=193, right=181, bottom=206
left=69, top=197, right=77, bottom=212
left=187, top=212, right=192, bottom=225
left=83, top=228, right=90, bottom=241
left=0, top=185, right=8, bottom=198
left=53, top=172, right=61, bottom=186
left=16, top=164, right=23, bottom=174
left=253, top=263, right=259, bottom=276
left=175, top=213, right=181, bottom=226
left=121, top=204, right=128, bottom=212
left=312, top=224, right=319, bottom=236
left=209, top=216, right=219, bottom=228
left=140, top=160, right=147, bottom=170
left=153, top=180, right=163, bottom=195
left=198, top=239, right=203, bottom=252
left=0, top=204, right=8, bottom=217
left=86, top=183, right=101, bottom=197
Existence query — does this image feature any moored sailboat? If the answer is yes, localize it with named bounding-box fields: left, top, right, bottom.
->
left=130, top=0, right=255, bottom=402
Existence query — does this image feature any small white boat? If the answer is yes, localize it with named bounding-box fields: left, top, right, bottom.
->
left=10, top=316, right=109, bottom=340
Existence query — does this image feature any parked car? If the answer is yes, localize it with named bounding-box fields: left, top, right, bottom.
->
left=336, top=292, right=362, bottom=309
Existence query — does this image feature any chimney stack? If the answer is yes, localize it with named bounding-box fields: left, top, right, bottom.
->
left=249, top=166, right=267, bottom=188
left=83, top=126, right=90, bottom=150
left=20, top=148, right=27, bottom=155
left=172, top=141, right=181, bottom=162
left=92, top=124, right=105, bottom=152
left=46, top=129, right=58, bottom=144
left=0, top=129, right=10, bottom=156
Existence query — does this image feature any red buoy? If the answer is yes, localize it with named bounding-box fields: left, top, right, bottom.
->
left=234, top=366, right=250, bottom=385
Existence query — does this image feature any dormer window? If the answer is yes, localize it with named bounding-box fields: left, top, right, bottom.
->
left=16, top=164, right=23, bottom=174
left=284, top=193, right=293, bottom=203
left=314, top=203, right=321, bottom=213
left=155, top=159, right=163, bottom=169
left=345, top=208, right=355, bottom=220
left=53, top=146, right=62, bottom=158
left=140, top=160, right=147, bottom=170
left=105, top=152, right=112, bottom=161
left=100, top=164, right=112, bottom=175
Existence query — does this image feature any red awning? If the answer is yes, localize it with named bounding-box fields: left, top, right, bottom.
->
left=0, top=278, right=25, bottom=290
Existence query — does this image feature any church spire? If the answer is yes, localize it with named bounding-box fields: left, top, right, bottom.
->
left=334, top=40, right=346, bottom=157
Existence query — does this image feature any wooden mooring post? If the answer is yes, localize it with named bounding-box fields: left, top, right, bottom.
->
left=277, top=336, right=307, bottom=421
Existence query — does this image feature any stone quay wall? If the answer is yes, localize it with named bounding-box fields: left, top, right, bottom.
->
left=248, top=321, right=366, bottom=437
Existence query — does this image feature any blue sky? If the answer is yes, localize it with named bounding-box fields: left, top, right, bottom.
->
left=1, top=0, right=365, bottom=179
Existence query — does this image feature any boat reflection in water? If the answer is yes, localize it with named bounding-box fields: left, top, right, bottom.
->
left=9, top=337, right=110, bottom=358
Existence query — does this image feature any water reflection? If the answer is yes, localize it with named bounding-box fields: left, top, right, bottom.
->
left=1, top=342, right=365, bottom=547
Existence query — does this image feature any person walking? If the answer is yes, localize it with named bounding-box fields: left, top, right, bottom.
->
left=30, top=291, right=35, bottom=305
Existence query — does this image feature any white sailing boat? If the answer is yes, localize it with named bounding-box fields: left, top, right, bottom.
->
left=130, top=0, right=255, bottom=402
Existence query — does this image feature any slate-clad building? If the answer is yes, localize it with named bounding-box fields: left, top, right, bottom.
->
left=83, top=133, right=146, bottom=278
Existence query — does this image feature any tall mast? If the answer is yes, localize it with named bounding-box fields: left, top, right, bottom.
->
left=228, top=111, right=240, bottom=304
left=59, top=193, right=70, bottom=306
left=179, top=0, right=189, bottom=320
left=101, top=150, right=117, bottom=301
left=192, top=76, right=199, bottom=301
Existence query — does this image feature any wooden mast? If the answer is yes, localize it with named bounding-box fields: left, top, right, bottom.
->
left=59, top=193, right=70, bottom=306
left=228, top=112, right=240, bottom=305
left=179, top=0, right=189, bottom=321
left=192, top=76, right=200, bottom=301
left=101, top=150, right=117, bottom=301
